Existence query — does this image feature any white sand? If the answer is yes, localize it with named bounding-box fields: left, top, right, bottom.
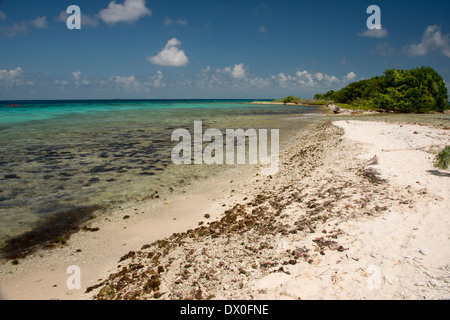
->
left=251, top=120, right=450, bottom=300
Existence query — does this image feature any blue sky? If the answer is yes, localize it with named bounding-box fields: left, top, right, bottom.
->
left=0, top=0, right=449, bottom=99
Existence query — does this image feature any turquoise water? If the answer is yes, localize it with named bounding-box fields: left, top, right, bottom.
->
left=0, top=100, right=326, bottom=257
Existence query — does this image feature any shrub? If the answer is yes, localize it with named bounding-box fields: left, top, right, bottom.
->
left=434, top=146, right=450, bottom=170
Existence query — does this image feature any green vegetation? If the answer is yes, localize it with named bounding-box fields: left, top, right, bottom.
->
left=314, top=90, right=335, bottom=101
left=303, top=99, right=329, bottom=106
left=274, top=96, right=302, bottom=104
left=315, top=66, right=449, bottom=113
left=434, top=146, right=450, bottom=170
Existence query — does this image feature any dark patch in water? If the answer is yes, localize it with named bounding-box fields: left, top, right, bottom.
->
left=4, top=174, right=20, bottom=179
left=0, top=204, right=104, bottom=259
left=140, top=172, right=155, bottom=176
left=88, top=177, right=100, bottom=184
left=89, top=165, right=116, bottom=173
left=59, top=172, right=74, bottom=177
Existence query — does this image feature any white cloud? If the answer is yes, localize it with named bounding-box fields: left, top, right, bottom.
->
left=345, top=71, right=356, bottom=82
left=1, top=16, right=50, bottom=37
left=258, top=25, right=267, bottom=33
left=358, top=27, right=388, bottom=38
left=217, top=63, right=248, bottom=80
left=72, top=71, right=90, bottom=86
left=72, top=71, right=82, bottom=80
left=30, top=16, right=48, bottom=29
left=230, top=63, right=246, bottom=79
left=147, top=38, right=189, bottom=67
left=403, top=25, right=450, bottom=58
left=113, top=75, right=142, bottom=91
left=0, top=67, right=22, bottom=80
left=99, top=71, right=167, bottom=92
left=0, top=10, right=6, bottom=20
left=324, top=74, right=339, bottom=83
left=275, top=69, right=353, bottom=90
left=152, top=70, right=165, bottom=88
left=114, top=75, right=135, bottom=85
left=164, top=17, right=188, bottom=27
left=0, top=66, right=23, bottom=87
left=99, top=0, right=151, bottom=25
left=296, top=70, right=308, bottom=77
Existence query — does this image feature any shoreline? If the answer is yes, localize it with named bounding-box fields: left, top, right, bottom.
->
left=1, top=118, right=449, bottom=300
left=90, top=120, right=449, bottom=300
left=0, top=121, right=307, bottom=300
left=250, top=100, right=450, bottom=116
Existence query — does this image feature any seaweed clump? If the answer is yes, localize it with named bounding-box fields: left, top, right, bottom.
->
left=0, top=205, right=104, bottom=260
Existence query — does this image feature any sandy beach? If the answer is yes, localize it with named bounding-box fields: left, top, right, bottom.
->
left=1, top=119, right=449, bottom=300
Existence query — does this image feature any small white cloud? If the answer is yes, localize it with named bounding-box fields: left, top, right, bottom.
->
left=164, top=17, right=188, bottom=27
left=345, top=71, right=356, bottom=81
left=114, top=75, right=139, bottom=89
left=276, top=69, right=349, bottom=90
left=296, top=70, right=308, bottom=77
left=0, top=66, right=23, bottom=87
left=258, top=25, right=267, bottom=33
left=358, top=27, right=388, bottom=38
left=324, top=74, right=339, bottom=83
left=0, top=10, right=6, bottom=20
left=403, top=25, right=450, bottom=58
left=30, top=16, right=48, bottom=29
left=218, top=63, right=248, bottom=79
left=0, top=67, right=22, bottom=80
left=1, top=15, right=50, bottom=38
left=230, top=63, right=246, bottom=79
left=147, top=38, right=189, bottom=67
left=72, top=71, right=82, bottom=80
left=152, top=70, right=165, bottom=87
left=99, top=0, right=151, bottom=25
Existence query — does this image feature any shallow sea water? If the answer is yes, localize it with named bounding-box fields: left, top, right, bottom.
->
left=0, top=100, right=326, bottom=255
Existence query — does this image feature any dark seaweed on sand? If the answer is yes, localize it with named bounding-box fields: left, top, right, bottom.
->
left=0, top=204, right=104, bottom=259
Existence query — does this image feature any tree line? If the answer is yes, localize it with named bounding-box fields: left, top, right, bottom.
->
left=314, top=66, right=449, bottom=113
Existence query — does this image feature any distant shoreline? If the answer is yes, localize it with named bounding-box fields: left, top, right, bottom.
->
left=249, top=100, right=450, bottom=115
